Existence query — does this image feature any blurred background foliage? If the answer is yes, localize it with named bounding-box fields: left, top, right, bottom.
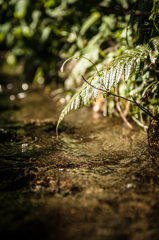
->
left=0, top=0, right=158, bottom=128
left=0, top=0, right=136, bottom=85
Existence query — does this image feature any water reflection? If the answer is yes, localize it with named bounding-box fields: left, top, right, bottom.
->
left=0, top=87, right=159, bottom=240
left=22, top=83, right=29, bottom=90
left=21, top=143, right=28, bottom=152
left=10, top=95, right=15, bottom=101
left=17, top=92, right=27, bottom=99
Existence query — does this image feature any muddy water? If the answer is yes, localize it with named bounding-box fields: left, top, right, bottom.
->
left=0, top=85, right=159, bottom=240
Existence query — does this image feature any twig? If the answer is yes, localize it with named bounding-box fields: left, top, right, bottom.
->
left=81, top=75, right=158, bottom=122
left=131, top=96, right=154, bottom=118
left=115, top=86, right=134, bottom=129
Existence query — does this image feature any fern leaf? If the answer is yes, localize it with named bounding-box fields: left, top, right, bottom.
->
left=116, top=61, right=124, bottom=83
left=56, top=36, right=159, bottom=135
left=56, top=76, right=100, bottom=135
left=56, top=87, right=84, bottom=135
left=149, top=37, right=159, bottom=56
left=135, top=58, right=141, bottom=80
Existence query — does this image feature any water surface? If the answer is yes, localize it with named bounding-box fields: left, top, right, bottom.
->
left=0, top=83, right=159, bottom=240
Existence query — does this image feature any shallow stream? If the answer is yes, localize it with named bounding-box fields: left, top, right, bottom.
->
left=0, top=79, right=159, bottom=240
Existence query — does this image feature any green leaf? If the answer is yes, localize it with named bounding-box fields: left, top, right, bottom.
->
left=80, top=12, right=101, bottom=36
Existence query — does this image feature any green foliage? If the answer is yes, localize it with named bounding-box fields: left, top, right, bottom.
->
left=0, top=0, right=137, bottom=84
left=56, top=36, right=159, bottom=134
left=56, top=1, right=159, bottom=134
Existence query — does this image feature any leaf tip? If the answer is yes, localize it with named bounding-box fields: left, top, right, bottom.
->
left=60, top=66, right=64, bottom=72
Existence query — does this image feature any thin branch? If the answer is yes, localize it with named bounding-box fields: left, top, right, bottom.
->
left=115, top=86, right=134, bottom=129
left=81, top=75, right=157, bottom=121
left=131, top=96, right=154, bottom=118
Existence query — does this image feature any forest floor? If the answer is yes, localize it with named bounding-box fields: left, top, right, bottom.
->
left=0, top=75, right=159, bottom=240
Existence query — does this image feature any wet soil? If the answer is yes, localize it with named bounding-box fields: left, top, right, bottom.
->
left=0, top=82, right=159, bottom=240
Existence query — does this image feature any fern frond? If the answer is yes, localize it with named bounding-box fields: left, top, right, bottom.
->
left=56, top=75, right=101, bottom=135
left=56, top=37, right=159, bottom=135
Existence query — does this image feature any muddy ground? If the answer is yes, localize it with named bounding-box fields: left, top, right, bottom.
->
left=0, top=79, right=159, bottom=240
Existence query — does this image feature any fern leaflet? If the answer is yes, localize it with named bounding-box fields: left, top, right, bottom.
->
left=56, top=37, right=159, bottom=136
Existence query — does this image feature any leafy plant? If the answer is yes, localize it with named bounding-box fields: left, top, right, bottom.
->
left=56, top=0, right=159, bottom=135
left=56, top=36, right=159, bottom=135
